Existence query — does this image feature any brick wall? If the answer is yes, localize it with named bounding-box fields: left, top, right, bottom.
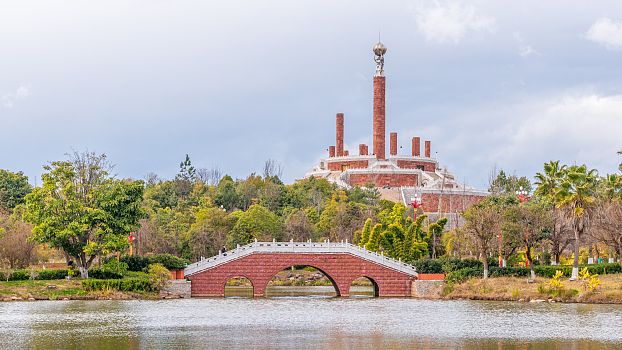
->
left=349, top=173, right=418, bottom=187
left=420, top=192, right=486, bottom=213
left=326, top=160, right=369, bottom=171
left=188, top=253, right=413, bottom=297
left=397, top=160, right=435, bottom=172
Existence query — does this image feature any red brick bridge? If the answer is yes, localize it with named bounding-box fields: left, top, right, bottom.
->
left=184, top=240, right=418, bottom=297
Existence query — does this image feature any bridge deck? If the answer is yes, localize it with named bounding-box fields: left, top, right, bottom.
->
left=185, top=240, right=417, bottom=278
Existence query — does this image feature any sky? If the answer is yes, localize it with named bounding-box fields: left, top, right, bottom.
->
left=1, top=0, right=622, bottom=189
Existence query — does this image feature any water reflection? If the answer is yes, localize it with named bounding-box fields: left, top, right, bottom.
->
left=1, top=291, right=622, bottom=349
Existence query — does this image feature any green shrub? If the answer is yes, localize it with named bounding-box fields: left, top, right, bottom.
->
left=413, top=259, right=444, bottom=274
left=444, top=267, right=482, bottom=284
left=89, top=268, right=124, bottom=279
left=147, top=263, right=172, bottom=291
left=82, top=278, right=152, bottom=292
left=150, top=254, right=189, bottom=271
left=489, top=267, right=530, bottom=277
left=119, top=256, right=152, bottom=272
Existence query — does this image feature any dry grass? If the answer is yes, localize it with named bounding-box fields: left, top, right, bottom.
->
left=444, top=273, right=622, bottom=304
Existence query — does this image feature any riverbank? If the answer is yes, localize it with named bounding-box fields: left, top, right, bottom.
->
left=442, top=273, right=622, bottom=304
left=0, top=279, right=161, bottom=301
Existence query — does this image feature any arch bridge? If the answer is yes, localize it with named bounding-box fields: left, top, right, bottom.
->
left=184, top=240, right=418, bottom=297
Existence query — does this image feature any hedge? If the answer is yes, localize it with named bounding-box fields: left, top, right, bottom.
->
left=81, top=278, right=153, bottom=292
left=88, top=268, right=124, bottom=280
left=105, top=254, right=189, bottom=271
left=412, top=258, right=484, bottom=274
left=443, top=263, right=622, bottom=283
left=1, top=269, right=69, bottom=281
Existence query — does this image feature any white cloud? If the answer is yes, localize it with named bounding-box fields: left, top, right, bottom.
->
left=2, top=84, right=31, bottom=108
left=519, top=45, right=540, bottom=57
left=413, top=0, right=496, bottom=44
left=514, top=32, right=540, bottom=57
left=489, top=94, right=622, bottom=174
left=584, top=17, right=622, bottom=50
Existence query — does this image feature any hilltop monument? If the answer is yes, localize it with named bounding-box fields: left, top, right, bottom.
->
left=305, top=42, right=488, bottom=214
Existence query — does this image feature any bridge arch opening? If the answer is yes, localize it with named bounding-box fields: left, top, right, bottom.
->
left=265, top=265, right=340, bottom=297
left=224, top=275, right=254, bottom=298
left=349, top=276, right=379, bottom=297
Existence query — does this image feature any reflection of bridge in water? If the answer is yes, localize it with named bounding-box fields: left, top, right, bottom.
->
left=184, top=240, right=418, bottom=297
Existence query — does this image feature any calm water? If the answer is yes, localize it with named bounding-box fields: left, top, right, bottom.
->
left=1, top=286, right=621, bottom=349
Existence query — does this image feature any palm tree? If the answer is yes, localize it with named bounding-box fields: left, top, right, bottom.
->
left=534, top=160, right=566, bottom=198
left=534, top=161, right=568, bottom=264
left=555, top=164, right=599, bottom=279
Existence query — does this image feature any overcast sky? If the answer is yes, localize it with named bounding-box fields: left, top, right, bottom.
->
left=2, top=0, right=622, bottom=189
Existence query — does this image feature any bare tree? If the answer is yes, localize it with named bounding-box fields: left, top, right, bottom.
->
left=285, top=210, right=315, bottom=241
left=143, top=172, right=161, bottom=187
left=592, top=201, right=622, bottom=261
left=263, top=159, right=283, bottom=179
left=548, top=210, right=574, bottom=264
left=196, top=167, right=209, bottom=184
left=461, top=203, right=501, bottom=278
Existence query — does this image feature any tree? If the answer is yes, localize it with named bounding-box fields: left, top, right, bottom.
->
left=187, top=203, right=236, bottom=259
left=24, top=151, right=145, bottom=278
left=593, top=200, right=622, bottom=261
left=176, top=154, right=195, bottom=200
left=0, top=207, right=38, bottom=269
left=228, top=204, right=284, bottom=245
left=284, top=208, right=316, bottom=242
left=0, top=169, right=32, bottom=212
left=555, top=164, right=598, bottom=279
left=534, top=160, right=570, bottom=264
left=263, top=159, right=283, bottom=179
left=461, top=202, right=501, bottom=278
left=502, top=201, right=553, bottom=279
left=214, top=175, right=238, bottom=211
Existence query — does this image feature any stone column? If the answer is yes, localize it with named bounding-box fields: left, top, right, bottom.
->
left=373, top=77, right=385, bottom=159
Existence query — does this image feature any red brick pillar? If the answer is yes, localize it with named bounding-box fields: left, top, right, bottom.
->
left=373, top=77, right=385, bottom=159
left=412, top=137, right=420, bottom=156
left=390, top=133, right=397, bottom=156
left=359, top=144, right=367, bottom=155
left=344, top=150, right=349, bottom=156
left=336, top=113, right=344, bottom=157
left=425, top=141, right=431, bottom=157
left=364, top=145, right=369, bottom=155
left=329, top=146, right=335, bottom=157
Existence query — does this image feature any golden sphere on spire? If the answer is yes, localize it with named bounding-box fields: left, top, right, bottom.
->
left=373, top=42, right=387, bottom=56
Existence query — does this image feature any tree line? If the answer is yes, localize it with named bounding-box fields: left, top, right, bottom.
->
left=1, top=150, right=621, bottom=280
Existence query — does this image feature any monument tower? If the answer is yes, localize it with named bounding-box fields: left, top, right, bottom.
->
left=373, top=42, right=387, bottom=159
left=305, top=42, right=489, bottom=213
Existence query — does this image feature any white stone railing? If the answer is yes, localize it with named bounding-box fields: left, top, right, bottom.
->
left=184, top=239, right=418, bottom=278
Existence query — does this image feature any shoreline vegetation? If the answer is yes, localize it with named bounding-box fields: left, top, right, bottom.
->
left=441, top=272, right=622, bottom=304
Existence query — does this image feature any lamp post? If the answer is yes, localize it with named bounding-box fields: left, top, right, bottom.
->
left=497, top=234, right=502, bottom=267
left=407, top=194, right=423, bottom=220
left=515, top=187, right=531, bottom=267
left=129, top=233, right=135, bottom=256
left=516, top=186, right=531, bottom=203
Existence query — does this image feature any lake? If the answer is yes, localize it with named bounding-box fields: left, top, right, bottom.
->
left=1, top=286, right=621, bottom=349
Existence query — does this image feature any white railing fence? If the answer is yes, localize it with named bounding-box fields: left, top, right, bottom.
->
left=184, top=239, right=417, bottom=278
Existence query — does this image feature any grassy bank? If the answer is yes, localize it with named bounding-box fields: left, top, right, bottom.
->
left=443, top=273, right=622, bottom=304
left=0, top=279, right=160, bottom=301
